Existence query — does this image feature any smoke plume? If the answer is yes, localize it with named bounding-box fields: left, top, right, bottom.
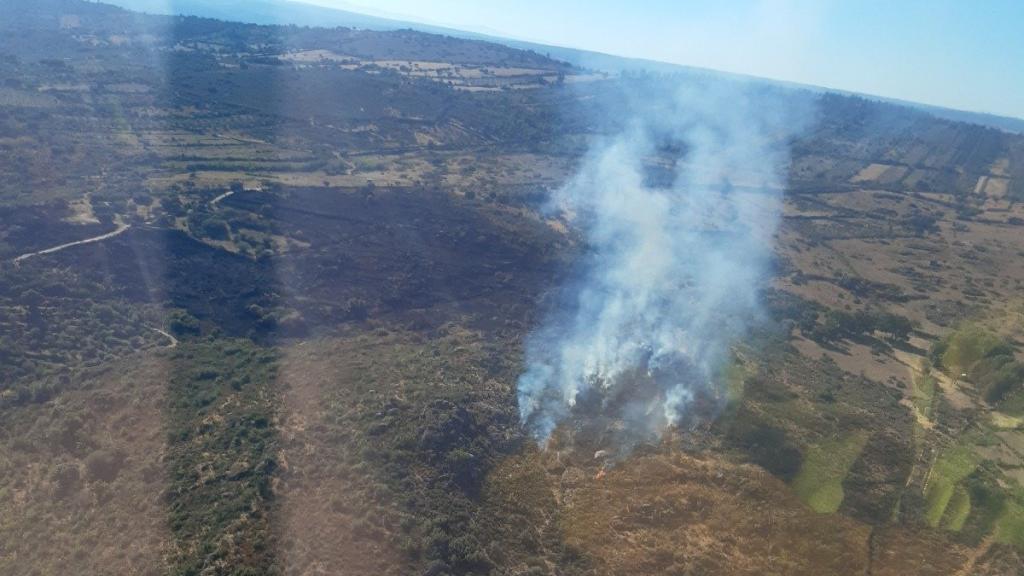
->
left=518, top=78, right=801, bottom=448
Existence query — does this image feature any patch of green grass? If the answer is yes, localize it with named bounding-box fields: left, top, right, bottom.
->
left=791, top=431, right=869, bottom=514
left=924, top=445, right=979, bottom=528
left=942, top=485, right=972, bottom=531
left=996, top=506, right=1024, bottom=548
left=995, top=491, right=1024, bottom=549
left=958, top=471, right=1008, bottom=545
left=935, top=324, right=1003, bottom=372
left=716, top=354, right=753, bottom=427
left=931, top=324, right=1024, bottom=406
left=999, top=389, right=1024, bottom=417
left=991, top=412, right=1024, bottom=429
left=722, top=356, right=749, bottom=406
left=912, top=367, right=938, bottom=420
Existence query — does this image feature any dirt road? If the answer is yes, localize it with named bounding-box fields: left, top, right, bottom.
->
left=12, top=220, right=131, bottom=264
left=209, top=189, right=235, bottom=207
left=151, top=327, right=179, bottom=349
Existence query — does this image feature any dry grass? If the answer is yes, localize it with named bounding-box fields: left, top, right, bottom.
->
left=274, top=338, right=410, bottom=576
left=553, top=449, right=942, bottom=575
left=0, top=351, right=173, bottom=575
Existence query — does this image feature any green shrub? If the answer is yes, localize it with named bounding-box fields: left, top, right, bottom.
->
left=168, top=310, right=200, bottom=337
left=164, top=340, right=279, bottom=574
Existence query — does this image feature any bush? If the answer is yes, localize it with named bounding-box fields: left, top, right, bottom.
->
left=939, top=326, right=1003, bottom=371
left=444, top=448, right=482, bottom=493
left=978, top=359, right=1024, bottom=404
left=197, top=217, right=230, bottom=240
left=730, top=420, right=802, bottom=481
left=810, top=309, right=914, bottom=344
left=84, top=449, right=124, bottom=482
left=876, top=313, right=913, bottom=342
left=345, top=298, right=370, bottom=321
left=52, top=462, right=80, bottom=498
left=935, top=326, right=1024, bottom=406
left=163, top=340, right=279, bottom=574
left=169, top=310, right=201, bottom=337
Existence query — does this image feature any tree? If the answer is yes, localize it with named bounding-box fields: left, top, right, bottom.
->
left=168, top=310, right=200, bottom=336
left=877, top=313, right=913, bottom=343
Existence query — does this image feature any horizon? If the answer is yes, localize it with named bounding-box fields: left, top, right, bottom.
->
left=291, top=0, right=1024, bottom=121
left=101, top=0, right=1024, bottom=121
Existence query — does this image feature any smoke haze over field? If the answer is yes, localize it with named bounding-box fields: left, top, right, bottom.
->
left=517, top=81, right=804, bottom=446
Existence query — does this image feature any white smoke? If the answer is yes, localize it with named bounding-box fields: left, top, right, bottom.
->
left=518, top=78, right=802, bottom=445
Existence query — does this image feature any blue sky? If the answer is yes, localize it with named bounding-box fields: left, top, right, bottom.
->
left=304, top=0, right=1024, bottom=119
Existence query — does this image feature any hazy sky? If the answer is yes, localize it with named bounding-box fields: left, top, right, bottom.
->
left=302, top=0, right=1024, bottom=119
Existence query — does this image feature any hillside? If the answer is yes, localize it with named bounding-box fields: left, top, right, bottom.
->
left=102, top=0, right=1024, bottom=135
left=1, top=1, right=1024, bottom=575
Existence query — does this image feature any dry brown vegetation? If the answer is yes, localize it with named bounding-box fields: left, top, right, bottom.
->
left=1, top=1, right=1024, bottom=574
left=0, top=352, right=173, bottom=575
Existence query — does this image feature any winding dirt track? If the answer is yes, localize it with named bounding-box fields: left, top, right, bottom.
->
left=13, top=184, right=239, bottom=266
left=12, top=221, right=131, bottom=264
left=209, top=189, right=235, bottom=207
left=150, top=327, right=179, bottom=348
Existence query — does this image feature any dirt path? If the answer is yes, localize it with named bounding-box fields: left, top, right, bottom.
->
left=209, top=189, right=235, bottom=207
left=929, top=367, right=974, bottom=411
left=892, top=349, right=975, bottom=411
left=891, top=351, right=945, bottom=505
left=214, top=133, right=267, bottom=145
left=150, top=327, right=178, bottom=349
left=952, top=535, right=995, bottom=576
left=12, top=219, right=131, bottom=264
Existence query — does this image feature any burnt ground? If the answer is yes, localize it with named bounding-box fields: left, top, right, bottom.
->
left=2, top=1, right=1024, bottom=575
